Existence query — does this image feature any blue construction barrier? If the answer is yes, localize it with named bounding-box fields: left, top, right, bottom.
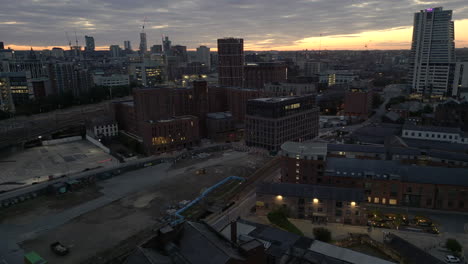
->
left=171, top=176, right=245, bottom=226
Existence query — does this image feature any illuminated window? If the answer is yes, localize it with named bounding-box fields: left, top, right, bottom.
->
left=389, top=199, right=397, bottom=205
left=374, top=197, right=379, bottom=203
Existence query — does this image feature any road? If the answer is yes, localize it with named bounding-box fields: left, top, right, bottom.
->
left=0, top=150, right=249, bottom=264
left=318, top=84, right=403, bottom=139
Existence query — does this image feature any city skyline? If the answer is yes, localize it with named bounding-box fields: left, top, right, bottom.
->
left=1, top=0, right=468, bottom=51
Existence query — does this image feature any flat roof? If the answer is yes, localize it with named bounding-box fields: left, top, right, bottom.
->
left=281, top=141, right=328, bottom=156
left=403, top=124, right=462, bottom=134
left=309, top=240, right=395, bottom=264
left=250, top=96, right=306, bottom=103
left=325, top=158, right=468, bottom=187
left=206, top=112, right=232, bottom=119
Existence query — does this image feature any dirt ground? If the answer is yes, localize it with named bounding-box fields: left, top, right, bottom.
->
left=19, top=151, right=270, bottom=264
left=0, top=185, right=102, bottom=225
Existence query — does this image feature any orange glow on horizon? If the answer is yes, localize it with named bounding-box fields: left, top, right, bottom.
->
left=5, top=19, right=468, bottom=52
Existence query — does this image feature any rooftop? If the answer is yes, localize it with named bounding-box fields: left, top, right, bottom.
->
left=206, top=112, right=232, bottom=119
left=257, top=182, right=365, bottom=202
left=325, top=158, right=468, bottom=187
left=403, top=124, right=462, bottom=134
left=250, top=96, right=301, bottom=103
left=281, top=141, right=328, bottom=157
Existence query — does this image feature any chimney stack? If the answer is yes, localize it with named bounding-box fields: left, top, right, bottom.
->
left=230, top=221, right=237, bottom=243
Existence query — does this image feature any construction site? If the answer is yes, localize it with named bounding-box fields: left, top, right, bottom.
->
left=0, top=148, right=277, bottom=264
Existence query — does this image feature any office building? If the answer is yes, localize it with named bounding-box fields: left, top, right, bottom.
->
left=0, top=72, right=33, bottom=112
left=0, top=42, right=4, bottom=50
left=409, top=7, right=456, bottom=96
left=263, top=82, right=316, bottom=97
left=243, top=62, right=287, bottom=89
left=124, top=40, right=132, bottom=51
left=163, top=36, right=171, bottom=56
left=172, top=45, right=188, bottom=63
left=109, top=45, right=121, bottom=57
left=93, top=74, right=130, bottom=87
left=139, top=32, right=147, bottom=54
left=304, top=60, right=329, bottom=76
left=401, top=124, right=468, bottom=144
left=218, top=38, right=244, bottom=87
left=150, top=44, right=163, bottom=53
left=51, top=47, right=64, bottom=58
left=245, top=95, right=319, bottom=152
left=196, top=45, right=210, bottom=69
left=452, top=62, right=468, bottom=97
left=85, top=35, right=95, bottom=52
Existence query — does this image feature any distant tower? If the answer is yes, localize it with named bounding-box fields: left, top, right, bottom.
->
left=85, top=35, right=95, bottom=52
left=139, top=18, right=148, bottom=54
left=110, top=45, right=121, bottom=57
left=124, top=40, right=132, bottom=51
left=217, top=38, right=244, bottom=87
left=163, top=36, right=171, bottom=56
left=139, top=33, right=147, bottom=54
left=0, top=42, right=4, bottom=50
left=196, top=46, right=211, bottom=69
left=409, top=7, right=456, bottom=97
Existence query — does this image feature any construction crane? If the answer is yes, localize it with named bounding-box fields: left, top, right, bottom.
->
left=142, top=16, right=148, bottom=32
left=65, top=32, right=72, bottom=50
left=74, top=31, right=79, bottom=47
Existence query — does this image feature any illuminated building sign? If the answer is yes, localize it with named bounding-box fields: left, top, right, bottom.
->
left=426, top=8, right=433, bottom=12
left=284, top=103, right=301, bottom=110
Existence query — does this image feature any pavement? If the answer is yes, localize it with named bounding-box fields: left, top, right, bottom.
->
left=0, top=140, right=117, bottom=192
left=0, top=150, right=256, bottom=264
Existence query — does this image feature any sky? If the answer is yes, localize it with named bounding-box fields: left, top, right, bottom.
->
left=1, top=0, right=467, bottom=51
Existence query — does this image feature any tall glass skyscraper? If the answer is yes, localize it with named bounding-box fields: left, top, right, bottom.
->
left=409, top=7, right=455, bottom=97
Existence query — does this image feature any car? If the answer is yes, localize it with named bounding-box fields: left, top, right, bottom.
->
left=445, top=255, right=460, bottom=263
left=50, top=241, right=69, bottom=256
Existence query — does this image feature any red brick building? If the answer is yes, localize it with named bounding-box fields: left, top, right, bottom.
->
left=256, top=182, right=367, bottom=225
left=343, top=88, right=373, bottom=119
left=140, top=116, right=199, bottom=154
left=218, top=38, right=244, bottom=87
left=113, top=100, right=138, bottom=135
left=280, top=142, right=468, bottom=212
left=225, top=87, right=262, bottom=123
left=243, top=62, right=287, bottom=89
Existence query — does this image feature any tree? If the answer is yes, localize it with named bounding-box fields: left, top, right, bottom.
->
left=445, top=238, right=462, bottom=253
left=372, top=94, right=383, bottom=109
left=313, top=227, right=331, bottom=242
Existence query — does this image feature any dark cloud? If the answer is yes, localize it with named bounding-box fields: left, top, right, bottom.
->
left=0, top=0, right=466, bottom=49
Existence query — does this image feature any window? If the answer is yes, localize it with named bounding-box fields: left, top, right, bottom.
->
left=336, top=201, right=343, bottom=208
left=426, top=198, right=432, bottom=206
left=335, top=210, right=342, bottom=216
left=317, top=207, right=323, bottom=212
left=374, top=197, right=379, bottom=203
left=406, top=186, right=412, bottom=193
left=355, top=211, right=360, bottom=216
left=459, top=201, right=465, bottom=208
left=389, top=199, right=397, bottom=205
left=382, top=198, right=386, bottom=204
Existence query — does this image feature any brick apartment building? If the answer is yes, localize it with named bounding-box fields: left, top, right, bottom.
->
left=256, top=182, right=367, bottom=225
left=245, top=95, right=319, bottom=152
left=218, top=38, right=244, bottom=87
left=243, top=62, right=287, bottom=89
left=225, top=87, right=262, bottom=123
left=206, top=112, right=241, bottom=142
left=343, top=87, right=373, bottom=119
left=280, top=141, right=468, bottom=212
left=140, top=116, right=199, bottom=154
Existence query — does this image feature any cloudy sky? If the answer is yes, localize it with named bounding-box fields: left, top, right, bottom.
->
left=1, top=0, right=467, bottom=51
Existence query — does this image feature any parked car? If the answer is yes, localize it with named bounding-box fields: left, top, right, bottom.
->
left=445, top=255, right=460, bottom=263
left=50, top=241, right=69, bottom=256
